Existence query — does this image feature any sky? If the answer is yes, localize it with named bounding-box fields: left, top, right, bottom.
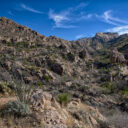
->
left=0, top=0, right=128, bottom=40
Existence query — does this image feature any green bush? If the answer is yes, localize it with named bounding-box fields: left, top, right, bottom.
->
left=25, top=65, right=39, bottom=72
left=101, top=82, right=116, bottom=94
left=1, top=101, right=31, bottom=117
left=16, top=42, right=29, bottom=49
left=101, top=67, right=110, bottom=73
left=0, top=81, right=15, bottom=94
left=44, top=74, right=50, bottom=82
left=121, top=88, right=128, bottom=95
left=37, top=81, right=43, bottom=87
left=67, top=53, right=75, bottom=62
left=57, top=93, right=70, bottom=106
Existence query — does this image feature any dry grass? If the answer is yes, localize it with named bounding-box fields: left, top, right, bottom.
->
left=107, top=112, right=128, bottom=128
left=0, top=97, right=17, bottom=110
left=0, top=96, right=41, bottom=128
left=65, top=116, right=76, bottom=128
left=0, top=113, right=42, bottom=128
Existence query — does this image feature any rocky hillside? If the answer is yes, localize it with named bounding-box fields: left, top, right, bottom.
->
left=76, top=32, right=119, bottom=51
left=0, top=17, right=128, bottom=128
left=0, top=17, right=46, bottom=42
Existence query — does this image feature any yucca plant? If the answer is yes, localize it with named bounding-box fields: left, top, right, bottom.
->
left=57, top=93, right=70, bottom=106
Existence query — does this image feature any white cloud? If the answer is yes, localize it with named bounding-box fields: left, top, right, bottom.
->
left=74, top=2, right=88, bottom=10
left=102, top=10, right=128, bottom=35
left=97, top=10, right=128, bottom=26
left=20, top=4, right=43, bottom=14
left=76, top=34, right=85, bottom=39
left=49, top=9, right=76, bottom=28
left=78, top=14, right=92, bottom=20
left=102, top=10, right=119, bottom=26
left=107, top=25, right=128, bottom=35
left=48, top=3, right=91, bottom=28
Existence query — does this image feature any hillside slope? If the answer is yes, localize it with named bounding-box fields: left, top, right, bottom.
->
left=0, top=17, right=128, bottom=128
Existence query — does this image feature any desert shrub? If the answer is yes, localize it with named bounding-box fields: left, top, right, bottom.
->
left=54, top=47, right=60, bottom=52
left=25, top=65, right=39, bottom=72
left=101, top=67, right=110, bottom=73
left=79, top=50, right=87, bottom=59
left=79, top=85, right=89, bottom=93
left=57, top=93, right=70, bottom=106
left=97, top=119, right=109, bottom=128
left=102, top=80, right=128, bottom=95
left=37, top=81, right=43, bottom=87
left=44, top=74, right=50, bottom=82
left=0, top=81, right=15, bottom=94
left=1, top=101, right=31, bottom=117
left=23, top=60, right=29, bottom=65
left=101, top=82, right=111, bottom=88
left=107, top=112, right=128, bottom=128
left=121, top=87, right=128, bottom=95
left=16, top=42, right=29, bottom=49
left=14, top=84, right=34, bottom=104
left=101, top=81, right=117, bottom=94
left=67, top=53, right=75, bottom=62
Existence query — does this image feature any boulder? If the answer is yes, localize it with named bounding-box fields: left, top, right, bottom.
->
left=110, top=48, right=126, bottom=64
left=67, top=52, right=75, bottom=62
left=118, top=98, right=128, bottom=112
left=79, top=49, right=88, bottom=59
left=29, top=90, right=106, bottom=128
left=2, top=61, right=12, bottom=70
left=24, top=76, right=33, bottom=84
left=29, top=89, right=68, bottom=128
left=51, top=63, right=63, bottom=75
left=30, top=89, right=52, bottom=111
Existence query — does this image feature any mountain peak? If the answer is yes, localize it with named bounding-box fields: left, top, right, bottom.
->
left=94, top=32, right=119, bottom=43
left=95, top=32, right=119, bottom=38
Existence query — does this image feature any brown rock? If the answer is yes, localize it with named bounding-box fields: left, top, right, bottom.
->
left=2, top=61, right=11, bottom=70
left=51, top=63, right=63, bottom=75
left=110, top=48, right=126, bottom=64
left=79, top=49, right=88, bottom=59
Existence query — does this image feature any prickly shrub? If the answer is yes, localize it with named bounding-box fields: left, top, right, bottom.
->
left=57, top=93, right=70, bottom=106
left=2, top=101, right=31, bottom=117
left=0, top=81, right=15, bottom=94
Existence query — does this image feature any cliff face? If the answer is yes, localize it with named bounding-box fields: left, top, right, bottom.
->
left=95, top=32, right=119, bottom=43
left=75, top=32, right=119, bottom=51
left=77, top=32, right=119, bottom=43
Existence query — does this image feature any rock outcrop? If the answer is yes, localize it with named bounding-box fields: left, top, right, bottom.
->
left=110, top=48, right=126, bottom=64
left=95, top=32, right=119, bottom=43
left=29, top=89, right=106, bottom=128
left=79, top=49, right=88, bottom=59
left=75, top=32, right=119, bottom=51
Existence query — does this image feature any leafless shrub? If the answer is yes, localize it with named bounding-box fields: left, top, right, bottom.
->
left=107, top=112, right=128, bottom=128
